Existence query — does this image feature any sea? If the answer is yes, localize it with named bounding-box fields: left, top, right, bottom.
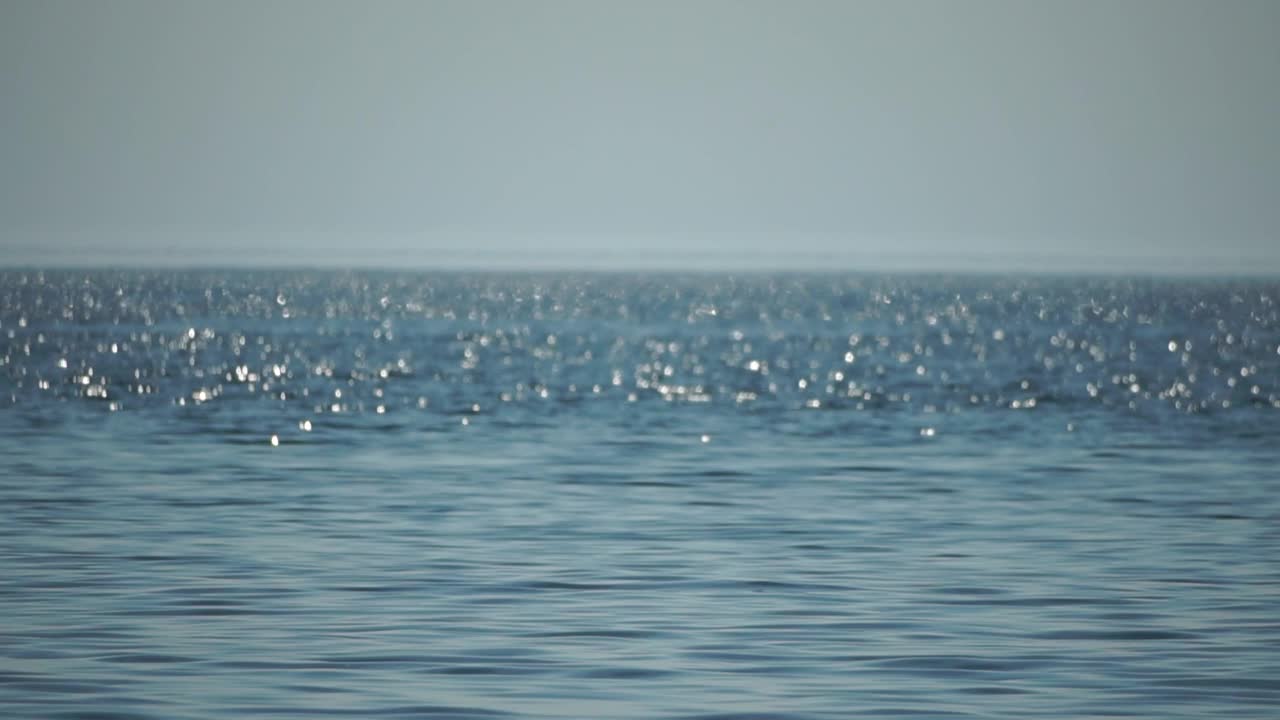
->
left=2, top=269, right=1278, bottom=719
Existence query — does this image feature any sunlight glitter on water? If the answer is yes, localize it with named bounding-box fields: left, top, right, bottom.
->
left=1, top=270, right=1279, bottom=719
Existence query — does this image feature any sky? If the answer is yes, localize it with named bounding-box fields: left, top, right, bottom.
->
left=2, top=0, right=1278, bottom=272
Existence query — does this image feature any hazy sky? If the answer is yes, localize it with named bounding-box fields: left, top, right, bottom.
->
left=2, top=0, right=1278, bottom=271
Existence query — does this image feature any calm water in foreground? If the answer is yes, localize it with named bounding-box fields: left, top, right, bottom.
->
left=2, top=271, right=1279, bottom=719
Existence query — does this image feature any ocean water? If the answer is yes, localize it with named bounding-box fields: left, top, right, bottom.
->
left=2, top=270, right=1279, bottom=720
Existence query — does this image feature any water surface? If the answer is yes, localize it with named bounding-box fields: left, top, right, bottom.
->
left=2, top=271, right=1278, bottom=719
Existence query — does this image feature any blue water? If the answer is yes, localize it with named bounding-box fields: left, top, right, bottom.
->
left=2, top=270, right=1279, bottom=719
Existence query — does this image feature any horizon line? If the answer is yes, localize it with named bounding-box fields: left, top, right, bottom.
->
left=3, top=234, right=1278, bottom=278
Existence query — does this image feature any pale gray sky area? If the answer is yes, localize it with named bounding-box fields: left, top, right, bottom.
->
left=2, top=0, right=1278, bottom=272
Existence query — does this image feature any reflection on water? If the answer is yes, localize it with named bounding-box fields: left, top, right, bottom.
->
left=2, top=271, right=1278, bottom=718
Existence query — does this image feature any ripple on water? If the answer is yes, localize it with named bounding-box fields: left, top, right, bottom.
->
left=1, top=271, right=1279, bottom=720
